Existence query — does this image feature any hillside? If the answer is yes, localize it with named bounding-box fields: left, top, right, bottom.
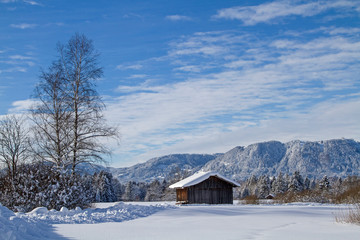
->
left=81, top=139, right=360, bottom=182
left=203, top=139, right=360, bottom=180
left=107, top=154, right=221, bottom=182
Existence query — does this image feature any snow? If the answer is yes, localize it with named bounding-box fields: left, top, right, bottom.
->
left=17, top=202, right=173, bottom=224
left=1, top=202, right=360, bottom=240
left=56, top=203, right=360, bottom=240
left=0, top=203, right=66, bottom=240
left=169, top=171, right=240, bottom=188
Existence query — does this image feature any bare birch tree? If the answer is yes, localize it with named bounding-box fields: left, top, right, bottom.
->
left=30, top=61, right=72, bottom=168
left=0, top=115, right=30, bottom=183
left=31, top=33, right=118, bottom=172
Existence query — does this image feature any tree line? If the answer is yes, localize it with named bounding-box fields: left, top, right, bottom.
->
left=0, top=164, right=176, bottom=212
left=237, top=171, right=360, bottom=203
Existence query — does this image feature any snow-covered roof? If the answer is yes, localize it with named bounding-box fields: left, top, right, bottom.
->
left=169, top=171, right=240, bottom=189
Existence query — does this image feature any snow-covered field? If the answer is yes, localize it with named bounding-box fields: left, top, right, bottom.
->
left=1, top=202, right=359, bottom=240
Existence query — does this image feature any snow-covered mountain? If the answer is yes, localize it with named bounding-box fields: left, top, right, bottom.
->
left=79, top=139, right=360, bottom=182
left=107, top=154, right=221, bottom=182
left=202, top=139, right=360, bottom=180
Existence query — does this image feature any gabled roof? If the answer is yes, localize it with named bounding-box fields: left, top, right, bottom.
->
left=169, top=171, right=240, bottom=189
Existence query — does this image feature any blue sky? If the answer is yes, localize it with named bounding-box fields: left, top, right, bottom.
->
left=1, top=0, right=360, bottom=167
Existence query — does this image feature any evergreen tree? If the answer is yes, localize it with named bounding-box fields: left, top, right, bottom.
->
left=318, top=175, right=330, bottom=190
left=272, top=172, right=288, bottom=194
left=304, top=177, right=311, bottom=190
left=123, top=181, right=141, bottom=201
left=145, top=179, right=164, bottom=201
left=111, top=178, right=124, bottom=201
left=288, top=171, right=304, bottom=192
left=257, top=175, right=270, bottom=198
left=92, top=171, right=117, bottom=202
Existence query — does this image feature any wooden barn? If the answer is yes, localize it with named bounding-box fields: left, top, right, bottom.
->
left=169, top=171, right=240, bottom=204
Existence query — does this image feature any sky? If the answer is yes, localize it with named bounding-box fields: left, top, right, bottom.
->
left=1, top=0, right=360, bottom=168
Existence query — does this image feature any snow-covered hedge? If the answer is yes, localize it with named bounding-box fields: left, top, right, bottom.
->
left=0, top=163, right=93, bottom=212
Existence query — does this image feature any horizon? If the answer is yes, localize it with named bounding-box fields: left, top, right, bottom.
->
left=1, top=0, right=360, bottom=168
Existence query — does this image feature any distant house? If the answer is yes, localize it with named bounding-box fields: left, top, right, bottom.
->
left=265, top=194, right=275, bottom=199
left=169, top=171, right=240, bottom=204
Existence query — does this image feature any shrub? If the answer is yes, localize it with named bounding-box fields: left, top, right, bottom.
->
left=0, top=163, right=93, bottom=212
left=242, top=195, right=259, bottom=205
left=335, top=204, right=360, bottom=225
left=273, top=190, right=332, bottom=203
left=334, top=180, right=360, bottom=204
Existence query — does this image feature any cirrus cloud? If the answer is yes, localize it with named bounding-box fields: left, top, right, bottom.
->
left=165, top=15, right=192, bottom=21
left=104, top=25, right=360, bottom=166
left=10, top=23, right=37, bottom=29
left=214, top=0, right=360, bottom=25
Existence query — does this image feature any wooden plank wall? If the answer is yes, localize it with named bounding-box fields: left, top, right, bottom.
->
left=187, top=176, right=233, bottom=204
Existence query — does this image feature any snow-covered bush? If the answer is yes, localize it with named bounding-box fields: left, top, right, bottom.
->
left=0, top=163, right=93, bottom=211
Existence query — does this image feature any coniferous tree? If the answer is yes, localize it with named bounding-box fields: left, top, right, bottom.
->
left=304, top=177, right=311, bottom=190
left=318, top=175, right=330, bottom=190
left=257, top=175, right=270, bottom=198
left=93, top=171, right=117, bottom=202
left=272, top=172, right=288, bottom=194
left=145, top=179, right=164, bottom=201
left=288, top=171, right=304, bottom=192
left=123, top=181, right=140, bottom=201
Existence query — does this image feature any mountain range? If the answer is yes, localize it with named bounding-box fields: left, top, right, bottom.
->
left=99, top=139, right=360, bottom=182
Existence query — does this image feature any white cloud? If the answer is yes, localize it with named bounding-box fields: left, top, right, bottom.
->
left=214, top=0, right=360, bottom=25
left=169, top=31, right=244, bottom=57
left=171, top=45, right=225, bottom=56
left=105, top=27, right=360, bottom=166
left=109, top=95, right=360, bottom=167
left=116, top=64, right=143, bottom=70
left=8, top=99, right=37, bottom=114
left=326, top=27, right=360, bottom=35
left=165, top=15, right=192, bottom=21
left=23, top=0, right=42, bottom=6
left=9, top=55, right=34, bottom=60
left=0, top=53, right=36, bottom=71
left=122, top=13, right=144, bottom=20
left=1, top=0, right=42, bottom=4
left=10, top=23, right=37, bottom=29
left=45, top=22, right=65, bottom=27
left=127, top=74, right=148, bottom=79
left=174, top=65, right=202, bottom=73
left=2, top=67, right=27, bottom=73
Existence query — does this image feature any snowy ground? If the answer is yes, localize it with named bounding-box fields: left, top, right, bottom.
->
left=1, top=202, right=360, bottom=240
